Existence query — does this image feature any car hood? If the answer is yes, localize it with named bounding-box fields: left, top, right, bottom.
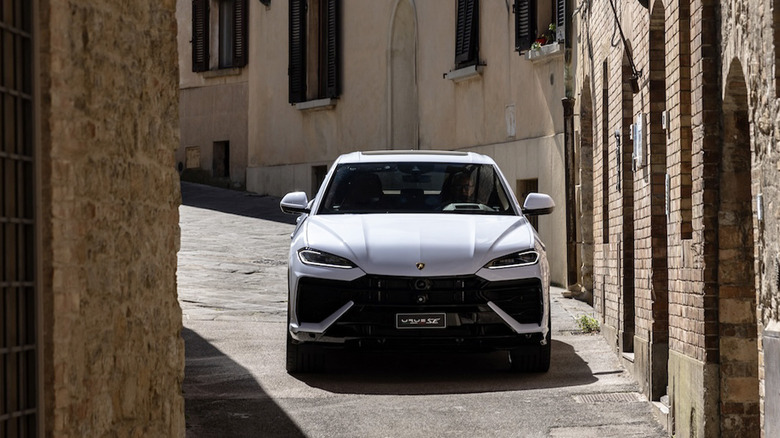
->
left=302, top=214, right=536, bottom=276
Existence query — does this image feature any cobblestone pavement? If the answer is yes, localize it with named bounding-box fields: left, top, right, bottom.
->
left=178, top=182, right=667, bottom=438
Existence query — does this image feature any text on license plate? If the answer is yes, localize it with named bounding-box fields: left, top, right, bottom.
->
left=396, top=313, right=447, bottom=329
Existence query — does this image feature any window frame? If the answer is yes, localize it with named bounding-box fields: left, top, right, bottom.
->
left=191, top=0, right=248, bottom=72
left=289, top=0, right=341, bottom=105
left=514, top=0, right=565, bottom=54
left=454, top=0, right=479, bottom=70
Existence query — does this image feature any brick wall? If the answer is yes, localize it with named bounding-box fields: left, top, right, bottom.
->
left=38, top=0, right=185, bottom=435
left=578, top=0, right=779, bottom=436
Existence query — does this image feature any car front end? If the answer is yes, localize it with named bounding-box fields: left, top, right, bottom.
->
left=281, top=151, right=554, bottom=373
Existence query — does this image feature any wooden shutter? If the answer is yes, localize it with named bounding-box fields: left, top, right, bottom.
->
left=454, top=0, right=478, bottom=67
left=514, top=0, right=534, bottom=53
left=192, top=0, right=209, bottom=72
left=323, top=0, right=340, bottom=98
left=289, top=0, right=307, bottom=103
left=555, top=0, right=565, bottom=43
left=233, top=0, right=248, bottom=67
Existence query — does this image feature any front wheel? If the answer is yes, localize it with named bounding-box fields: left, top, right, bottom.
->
left=286, top=331, right=324, bottom=374
left=508, top=339, right=551, bottom=373
left=509, top=318, right=551, bottom=373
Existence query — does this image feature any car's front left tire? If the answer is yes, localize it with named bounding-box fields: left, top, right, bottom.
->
left=286, top=331, right=324, bottom=374
left=509, top=318, right=551, bottom=373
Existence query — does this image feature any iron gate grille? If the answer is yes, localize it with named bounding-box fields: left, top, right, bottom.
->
left=0, top=1, right=37, bottom=436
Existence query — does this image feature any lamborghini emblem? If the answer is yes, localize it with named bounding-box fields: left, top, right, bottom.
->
left=416, top=263, right=425, bottom=270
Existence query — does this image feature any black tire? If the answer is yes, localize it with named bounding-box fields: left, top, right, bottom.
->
left=286, top=331, right=324, bottom=374
left=509, top=318, right=551, bottom=373
left=509, top=339, right=551, bottom=373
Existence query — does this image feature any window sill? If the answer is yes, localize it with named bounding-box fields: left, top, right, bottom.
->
left=444, top=64, right=483, bottom=82
left=525, top=43, right=564, bottom=63
left=201, top=67, right=242, bottom=78
left=294, top=98, right=336, bottom=111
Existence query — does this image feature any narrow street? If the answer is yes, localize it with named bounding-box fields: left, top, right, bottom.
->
left=178, top=182, right=666, bottom=438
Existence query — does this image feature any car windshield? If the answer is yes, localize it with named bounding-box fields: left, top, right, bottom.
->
left=318, top=162, right=516, bottom=215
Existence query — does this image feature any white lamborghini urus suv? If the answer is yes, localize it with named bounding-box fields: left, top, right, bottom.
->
left=280, top=150, right=555, bottom=373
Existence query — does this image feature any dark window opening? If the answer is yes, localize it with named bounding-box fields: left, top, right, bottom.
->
left=312, top=165, right=328, bottom=199
left=192, top=0, right=247, bottom=72
left=514, top=0, right=565, bottom=53
left=218, top=0, right=235, bottom=68
left=289, top=0, right=340, bottom=104
left=516, top=179, right=539, bottom=231
left=454, top=0, right=479, bottom=69
left=213, top=141, right=230, bottom=178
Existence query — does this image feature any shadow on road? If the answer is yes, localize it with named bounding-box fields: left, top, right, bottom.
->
left=183, top=328, right=305, bottom=437
left=180, top=181, right=298, bottom=225
left=295, top=339, right=597, bottom=395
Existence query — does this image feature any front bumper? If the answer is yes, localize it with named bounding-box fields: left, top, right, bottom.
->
left=290, top=275, right=548, bottom=350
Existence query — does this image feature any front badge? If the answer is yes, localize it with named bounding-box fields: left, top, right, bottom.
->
left=416, top=262, right=425, bottom=270
left=396, top=313, right=446, bottom=329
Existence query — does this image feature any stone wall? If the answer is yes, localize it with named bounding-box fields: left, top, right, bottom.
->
left=719, top=1, right=780, bottom=435
left=38, top=0, right=185, bottom=436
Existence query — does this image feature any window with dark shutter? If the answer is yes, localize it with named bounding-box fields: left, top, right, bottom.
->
left=323, top=0, right=340, bottom=98
left=233, top=0, right=249, bottom=67
left=289, top=0, right=340, bottom=104
left=289, top=0, right=307, bottom=103
left=454, top=0, right=479, bottom=68
left=555, top=0, right=565, bottom=43
left=192, top=0, right=210, bottom=72
left=514, top=0, right=535, bottom=53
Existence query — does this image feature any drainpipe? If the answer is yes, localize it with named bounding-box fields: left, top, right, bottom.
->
left=562, top=0, right=578, bottom=293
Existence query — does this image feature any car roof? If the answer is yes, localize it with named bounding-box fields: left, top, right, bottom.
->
left=334, top=150, right=496, bottom=165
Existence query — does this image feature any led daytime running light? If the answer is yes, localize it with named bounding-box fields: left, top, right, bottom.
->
left=485, top=250, right=540, bottom=269
left=298, top=248, right=356, bottom=269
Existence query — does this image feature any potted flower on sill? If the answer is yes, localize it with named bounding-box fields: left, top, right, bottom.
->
left=532, top=23, right=557, bottom=51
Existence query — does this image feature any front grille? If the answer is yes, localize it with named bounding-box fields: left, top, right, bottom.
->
left=296, top=275, right=543, bottom=339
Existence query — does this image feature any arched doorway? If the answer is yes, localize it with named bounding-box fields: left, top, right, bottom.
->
left=389, top=0, right=418, bottom=150
left=577, top=76, right=594, bottom=301
left=719, top=58, right=759, bottom=436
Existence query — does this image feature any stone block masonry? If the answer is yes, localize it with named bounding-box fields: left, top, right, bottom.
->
left=37, top=0, right=185, bottom=436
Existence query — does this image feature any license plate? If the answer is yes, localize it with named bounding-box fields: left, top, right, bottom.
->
left=396, top=313, right=446, bottom=329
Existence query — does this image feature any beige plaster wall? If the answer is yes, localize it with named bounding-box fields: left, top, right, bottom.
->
left=241, top=0, right=566, bottom=282
left=178, top=82, right=249, bottom=187
left=244, top=0, right=564, bottom=174
left=176, top=0, right=249, bottom=187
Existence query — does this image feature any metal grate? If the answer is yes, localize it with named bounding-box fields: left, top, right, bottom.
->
left=574, top=392, right=644, bottom=404
left=1, top=0, right=38, bottom=436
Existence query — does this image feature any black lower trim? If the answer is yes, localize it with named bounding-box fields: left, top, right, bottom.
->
left=295, top=275, right=544, bottom=345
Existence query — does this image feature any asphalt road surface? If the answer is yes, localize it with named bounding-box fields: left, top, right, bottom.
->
left=178, top=182, right=667, bottom=438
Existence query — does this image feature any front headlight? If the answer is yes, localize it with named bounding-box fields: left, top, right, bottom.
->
left=298, top=248, right=356, bottom=269
left=484, top=250, right=539, bottom=269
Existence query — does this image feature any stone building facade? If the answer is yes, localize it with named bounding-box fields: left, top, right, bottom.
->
left=573, top=0, right=780, bottom=436
left=1, top=0, right=185, bottom=436
left=178, top=0, right=579, bottom=287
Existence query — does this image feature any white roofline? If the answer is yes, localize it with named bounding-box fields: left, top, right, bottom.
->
left=336, top=150, right=493, bottom=164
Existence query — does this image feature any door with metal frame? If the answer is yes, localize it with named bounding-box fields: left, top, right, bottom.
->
left=1, top=1, right=38, bottom=436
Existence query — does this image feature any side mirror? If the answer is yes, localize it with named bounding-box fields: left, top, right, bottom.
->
left=522, top=193, right=555, bottom=216
left=280, top=192, right=310, bottom=214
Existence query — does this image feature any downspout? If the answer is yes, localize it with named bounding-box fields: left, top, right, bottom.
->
left=562, top=0, right=579, bottom=294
